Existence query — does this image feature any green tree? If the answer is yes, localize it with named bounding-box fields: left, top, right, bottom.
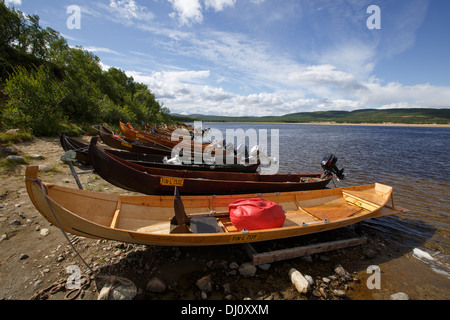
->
left=4, top=65, right=66, bottom=135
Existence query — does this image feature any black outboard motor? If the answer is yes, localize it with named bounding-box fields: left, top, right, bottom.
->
left=321, top=154, right=345, bottom=181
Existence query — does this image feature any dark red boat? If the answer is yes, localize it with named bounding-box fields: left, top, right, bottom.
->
left=88, top=137, right=344, bottom=195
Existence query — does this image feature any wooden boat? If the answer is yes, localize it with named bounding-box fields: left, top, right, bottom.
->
left=98, top=125, right=259, bottom=166
left=60, top=133, right=260, bottom=173
left=96, top=125, right=173, bottom=156
left=88, top=137, right=338, bottom=195
left=120, top=121, right=212, bottom=150
left=25, top=166, right=409, bottom=246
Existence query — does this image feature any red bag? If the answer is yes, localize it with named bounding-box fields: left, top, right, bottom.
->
left=229, top=198, right=286, bottom=231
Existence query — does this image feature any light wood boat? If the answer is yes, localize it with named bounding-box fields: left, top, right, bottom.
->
left=25, top=166, right=409, bottom=246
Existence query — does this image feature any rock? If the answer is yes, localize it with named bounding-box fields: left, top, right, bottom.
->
left=196, top=274, right=212, bottom=293
left=288, top=268, right=310, bottom=294
left=38, top=165, right=52, bottom=172
left=257, top=263, right=271, bottom=271
left=6, top=155, right=25, bottom=163
left=229, top=262, right=239, bottom=270
left=362, top=248, right=376, bottom=259
left=312, top=290, right=322, bottom=298
left=10, top=219, right=21, bottom=226
left=40, top=228, right=49, bottom=236
left=333, top=289, right=347, bottom=298
left=223, top=283, right=231, bottom=295
left=98, top=277, right=137, bottom=300
left=238, top=262, right=257, bottom=277
left=146, top=277, right=166, bottom=293
left=1, top=146, right=18, bottom=155
left=334, top=264, right=351, bottom=280
left=19, top=254, right=29, bottom=260
left=29, top=154, right=44, bottom=160
left=390, top=292, right=410, bottom=300
left=304, top=275, right=314, bottom=286
left=319, top=255, right=330, bottom=262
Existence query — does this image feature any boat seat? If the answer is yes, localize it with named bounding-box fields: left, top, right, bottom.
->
left=190, top=217, right=223, bottom=233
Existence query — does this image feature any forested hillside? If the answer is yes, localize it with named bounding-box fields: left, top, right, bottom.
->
left=0, top=2, right=170, bottom=136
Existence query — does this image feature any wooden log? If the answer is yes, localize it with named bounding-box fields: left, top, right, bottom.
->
left=243, top=236, right=367, bottom=265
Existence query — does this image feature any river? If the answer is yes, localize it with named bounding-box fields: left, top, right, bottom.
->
left=197, top=122, right=450, bottom=299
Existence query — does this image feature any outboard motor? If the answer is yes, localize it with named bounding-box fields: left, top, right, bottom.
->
left=321, top=154, right=345, bottom=181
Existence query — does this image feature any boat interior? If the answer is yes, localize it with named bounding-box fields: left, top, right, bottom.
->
left=38, top=182, right=391, bottom=235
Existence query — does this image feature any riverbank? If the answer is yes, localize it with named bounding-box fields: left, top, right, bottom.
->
left=0, top=135, right=448, bottom=302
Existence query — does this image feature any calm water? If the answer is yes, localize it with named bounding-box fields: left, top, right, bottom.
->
left=200, top=122, right=450, bottom=283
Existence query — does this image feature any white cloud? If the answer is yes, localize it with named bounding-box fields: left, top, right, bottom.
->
left=168, top=0, right=203, bottom=26
left=84, top=46, right=120, bottom=55
left=204, top=0, right=236, bottom=12
left=5, top=0, right=21, bottom=6
left=168, top=0, right=237, bottom=25
left=105, top=0, right=154, bottom=25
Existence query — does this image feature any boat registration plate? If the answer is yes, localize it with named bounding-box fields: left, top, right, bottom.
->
left=160, top=177, right=184, bottom=187
left=229, top=234, right=259, bottom=243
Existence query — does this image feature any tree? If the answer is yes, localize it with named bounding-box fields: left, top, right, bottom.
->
left=4, top=65, right=66, bottom=135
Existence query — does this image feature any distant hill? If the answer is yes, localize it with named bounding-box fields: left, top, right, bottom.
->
left=172, top=108, right=450, bottom=124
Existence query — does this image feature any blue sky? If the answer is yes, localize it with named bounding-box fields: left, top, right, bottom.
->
left=6, top=0, right=450, bottom=116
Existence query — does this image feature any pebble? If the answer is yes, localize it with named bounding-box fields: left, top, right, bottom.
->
left=334, top=264, right=351, bottom=280
left=146, top=277, right=166, bottom=293
left=1, top=146, right=18, bottom=155
left=333, top=289, right=347, bottom=298
left=223, top=283, right=231, bottom=295
left=40, top=228, right=49, bottom=236
left=289, top=268, right=310, bottom=294
left=38, top=165, right=52, bottom=172
left=6, top=155, right=25, bottom=163
left=19, top=254, right=29, bottom=260
left=98, top=277, right=137, bottom=300
left=305, top=275, right=314, bottom=286
left=238, top=262, right=257, bottom=278
left=196, top=274, right=212, bottom=293
left=29, top=154, right=44, bottom=160
left=390, top=292, right=410, bottom=300
left=257, top=263, right=271, bottom=271
left=10, top=219, right=21, bottom=226
left=362, top=248, right=376, bottom=259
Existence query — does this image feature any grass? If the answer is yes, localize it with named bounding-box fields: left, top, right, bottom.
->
left=0, top=131, right=33, bottom=145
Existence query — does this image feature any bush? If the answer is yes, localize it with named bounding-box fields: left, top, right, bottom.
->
left=4, top=65, right=66, bottom=136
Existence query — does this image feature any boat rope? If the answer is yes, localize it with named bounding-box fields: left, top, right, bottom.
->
left=25, top=176, right=94, bottom=275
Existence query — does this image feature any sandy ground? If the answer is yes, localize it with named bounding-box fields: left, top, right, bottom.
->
left=0, top=135, right=448, bottom=304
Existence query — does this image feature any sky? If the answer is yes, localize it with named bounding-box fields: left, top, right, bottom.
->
left=6, top=0, right=450, bottom=116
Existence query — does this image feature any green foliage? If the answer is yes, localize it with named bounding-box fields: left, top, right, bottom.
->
left=4, top=65, right=66, bottom=135
left=0, top=2, right=170, bottom=136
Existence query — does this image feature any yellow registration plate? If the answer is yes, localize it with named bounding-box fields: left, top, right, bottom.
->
left=160, top=177, right=184, bottom=187
left=229, top=234, right=259, bottom=243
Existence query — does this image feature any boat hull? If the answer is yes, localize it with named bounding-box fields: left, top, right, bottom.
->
left=25, top=166, right=409, bottom=247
